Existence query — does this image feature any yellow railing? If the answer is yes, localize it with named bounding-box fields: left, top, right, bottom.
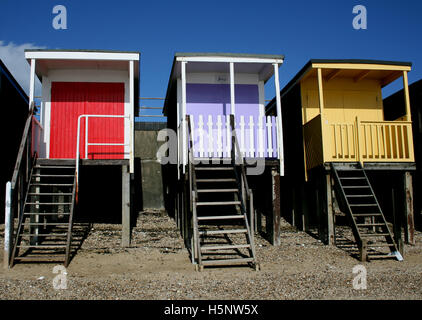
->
left=324, top=118, right=414, bottom=163
left=327, top=122, right=358, bottom=161
left=358, top=120, right=414, bottom=162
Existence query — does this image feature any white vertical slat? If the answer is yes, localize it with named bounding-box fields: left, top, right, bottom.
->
left=267, top=116, right=273, bottom=158
left=258, top=116, right=264, bottom=157
left=181, top=61, right=187, bottom=172
left=190, top=115, right=195, bottom=154
left=178, top=123, right=182, bottom=165
left=198, top=115, right=204, bottom=158
left=240, top=116, right=245, bottom=157
left=226, top=116, right=231, bottom=157
left=249, top=116, right=255, bottom=157
left=216, top=115, right=222, bottom=158
left=207, top=115, right=213, bottom=158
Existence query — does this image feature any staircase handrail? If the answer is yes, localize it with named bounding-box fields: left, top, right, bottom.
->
left=229, top=114, right=251, bottom=200
left=11, top=102, right=36, bottom=189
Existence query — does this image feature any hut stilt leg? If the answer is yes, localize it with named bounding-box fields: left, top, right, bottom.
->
left=404, top=172, right=415, bottom=245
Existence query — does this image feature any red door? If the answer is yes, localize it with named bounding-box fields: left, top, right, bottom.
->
left=50, top=82, right=125, bottom=159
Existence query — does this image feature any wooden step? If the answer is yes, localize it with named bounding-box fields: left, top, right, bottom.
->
left=196, top=178, right=236, bottom=183
left=28, top=193, right=72, bottom=196
left=357, top=223, right=385, bottom=227
left=201, top=258, right=254, bottom=266
left=346, top=195, right=373, bottom=198
left=367, top=243, right=396, bottom=247
left=32, top=174, right=74, bottom=178
left=13, top=256, right=65, bottom=262
left=23, top=222, right=69, bottom=226
left=195, top=167, right=233, bottom=171
left=201, top=244, right=250, bottom=251
left=350, top=204, right=378, bottom=207
left=197, top=189, right=238, bottom=193
left=34, top=166, right=76, bottom=171
left=199, top=229, right=247, bottom=235
left=24, top=212, right=70, bottom=216
left=360, top=233, right=390, bottom=237
left=25, top=202, right=72, bottom=206
left=34, top=164, right=76, bottom=169
left=342, top=186, right=370, bottom=189
left=30, top=183, right=73, bottom=187
left=16, top=245, right=67, bottom=249
left=196, top=201, right=241, bottom=206
left=353, top=213, right=382, bottom=217
left=21, top=233, right=67, bottom=237
left=198, top=215, right=244, bottom=221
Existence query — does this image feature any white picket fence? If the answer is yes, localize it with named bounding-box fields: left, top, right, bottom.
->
left=186, top=114, right=279, bottom=159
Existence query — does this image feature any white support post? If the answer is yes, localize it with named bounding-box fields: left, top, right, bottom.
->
left=181, top=61, right=187, bottom=173
left=129, top=60, right=135, bottom=173
left=230, top=62, right=235, bottom=115
left=4, top=182, right=11, bottom=269
left=273, top=63, right=284, bottom=176
left=29, top=59, right=36, bottom=109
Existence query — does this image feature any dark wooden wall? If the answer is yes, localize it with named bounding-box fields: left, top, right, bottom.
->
left=1, top=60, right=29, bottom=222
left=384, top=79, right=422, bottom=228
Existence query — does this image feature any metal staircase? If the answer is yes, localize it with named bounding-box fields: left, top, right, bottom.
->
left=187, top=115, right=259, bottom=271
left=331, top=162, right=402, bottom=261
left=10, top=159, right=77, bottom=267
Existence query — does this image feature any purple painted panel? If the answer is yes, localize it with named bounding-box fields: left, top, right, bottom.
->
left=186, top=83, right=259, bottom=118
left=186, top=83, right=277, bottom=158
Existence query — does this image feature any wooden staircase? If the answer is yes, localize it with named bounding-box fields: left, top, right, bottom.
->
left=10, top=159, right=77, bottom=267
left=191, top=164, right=259, bottom=271
left=186, top=114, right=259, bottom=271
left=331, top=162, right=402, bottom=261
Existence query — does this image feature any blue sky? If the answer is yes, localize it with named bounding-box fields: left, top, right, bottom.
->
left=1, top=0, right=422, bottom=119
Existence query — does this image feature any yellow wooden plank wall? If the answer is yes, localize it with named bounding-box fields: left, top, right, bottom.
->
left=301, top=76, right=384, bottom=124
left=300, top=74, right=415, bottom=168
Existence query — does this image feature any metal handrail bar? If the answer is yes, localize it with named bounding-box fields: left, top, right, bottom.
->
left=75, top=114, right=130, bottom=184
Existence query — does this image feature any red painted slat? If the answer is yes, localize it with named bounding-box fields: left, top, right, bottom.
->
left=50, top=82, right=125, bottom=159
